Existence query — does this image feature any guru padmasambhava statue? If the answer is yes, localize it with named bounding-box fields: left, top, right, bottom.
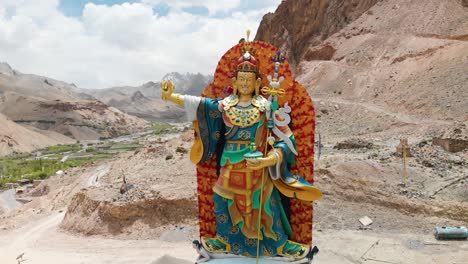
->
left=161, top=32, right=322, bottom=263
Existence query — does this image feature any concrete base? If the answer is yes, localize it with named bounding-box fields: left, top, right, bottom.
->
left=198, top=259, right=300, bottom=264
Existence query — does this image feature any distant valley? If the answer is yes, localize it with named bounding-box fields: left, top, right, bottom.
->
left=83, top=72, right=212, bottom=122
left=0, top=62, right=211, bottom=155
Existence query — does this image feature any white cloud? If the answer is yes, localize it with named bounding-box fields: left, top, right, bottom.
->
left=0, top=1, right=280, bottom=88
left=83, top=3, right=155, bottom=49
left=143, top=0, right=242, bottom=14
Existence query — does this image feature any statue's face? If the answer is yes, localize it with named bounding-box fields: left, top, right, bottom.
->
left=233, top=71, right=259, bottom=96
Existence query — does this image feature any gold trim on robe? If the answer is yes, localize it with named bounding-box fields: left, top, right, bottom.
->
left=213, top=162, right=278, bottom=240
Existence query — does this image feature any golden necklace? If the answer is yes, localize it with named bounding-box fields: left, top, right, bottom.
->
left=225, top=105, right=261, bottom=128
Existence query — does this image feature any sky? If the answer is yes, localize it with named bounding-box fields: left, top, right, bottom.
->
left=0, top=0, right=281, bottom=88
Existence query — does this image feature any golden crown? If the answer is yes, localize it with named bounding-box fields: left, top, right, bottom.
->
left=237, top=30, right=258, bottom=74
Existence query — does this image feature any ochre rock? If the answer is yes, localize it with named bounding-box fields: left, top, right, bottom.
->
left=303, top=44, right=337, bottom=61
left=255, top=0, right=379, bottom=66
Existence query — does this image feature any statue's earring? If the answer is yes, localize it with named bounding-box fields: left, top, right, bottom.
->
left=232, top=77, right=237, bottom=95
left=255, top=77, right=261, bottom=96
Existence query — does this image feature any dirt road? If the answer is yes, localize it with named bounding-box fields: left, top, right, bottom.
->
left=0, top=212, right=196, bottom=264
left=0, top=212, right=466, bottom=264
left=83, top=163, right=111, bottom=187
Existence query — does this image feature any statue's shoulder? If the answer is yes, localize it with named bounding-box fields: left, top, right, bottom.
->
left=221, top=94, right=239, bottom=111
left=252, top=95, right=270, bottom=112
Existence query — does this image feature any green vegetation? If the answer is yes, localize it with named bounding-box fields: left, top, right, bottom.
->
left=42, top=143, right=81, bottom=155
left=151, top=122, right=177, bottom=135
left=85, top=147, right=97, bottom=153
left=0, top=157, right=98, bottom=187
left=10, top=153, right=33, bottom=159
left=0, top=140, right=144, bottom=188
left=109, top=141, right=142, bottom=151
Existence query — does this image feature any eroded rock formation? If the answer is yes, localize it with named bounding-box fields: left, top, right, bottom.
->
left=255, top=0, right=379, bottom=67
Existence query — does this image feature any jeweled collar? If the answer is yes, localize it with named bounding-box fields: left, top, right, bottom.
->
left=222, top=94, right=270, bottom=112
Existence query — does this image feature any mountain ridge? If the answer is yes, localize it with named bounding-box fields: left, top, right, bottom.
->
left=0, top=64, right=149, bottom=143
left=83, top=72, right=212, bottom=122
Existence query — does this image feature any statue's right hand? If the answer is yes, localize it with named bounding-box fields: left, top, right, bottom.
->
left=161, top=80, right=175, bottom=101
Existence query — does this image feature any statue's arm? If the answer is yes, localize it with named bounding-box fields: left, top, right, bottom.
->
left=161, top=80, right=186, bottom=106
left=245, top=147, right=282, bottom=170
left=246, top=135, right=297, bottom=171
left=161, top=80, right=202, bottom=121
left=165, top=92, right=186, bottom=107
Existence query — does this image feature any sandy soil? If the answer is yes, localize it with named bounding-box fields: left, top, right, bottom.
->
left=0, top=127, right=465, bottom=263
left=0, top=211, right=467, bottom=264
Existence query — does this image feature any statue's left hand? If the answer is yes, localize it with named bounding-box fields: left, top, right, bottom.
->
left=161, top=80, right=175, bottom=101
left=246, top=155, right=277, bottom=170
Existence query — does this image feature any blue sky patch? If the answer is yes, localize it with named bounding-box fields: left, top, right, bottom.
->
left=181, top=5, right=209, bottom=16
left=59, top=0, right=140, bottom=17
left=58, top=1, right=280, bottom=18
left=152, top=2, right=170, bottom=17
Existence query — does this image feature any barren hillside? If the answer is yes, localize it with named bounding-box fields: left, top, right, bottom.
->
left=0, top=63, right=149, bottom=141
left=0, top=113, right=74, bottom=156
left=0, top=63, right=91, bottom=101
left=254, top=0, right=468, bottom=236
left=257, top=0, right=468, bottom=143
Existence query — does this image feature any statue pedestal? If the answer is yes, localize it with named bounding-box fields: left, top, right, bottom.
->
left=193, top=243, right=317, bottom=264
left=197, top=258, right=309, bottom=264
left=199, top=260, right=279, bottom=263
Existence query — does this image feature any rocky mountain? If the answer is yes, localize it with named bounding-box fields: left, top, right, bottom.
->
left=0, top=113, right=74, bottom=156
left=84, top=72, right=212, bottom=122
left=0, top=63, right=92, bottom=101
left=0, top=63, right=148, bottom=142
left=161, top=72, right=213, bottom=97
left=256, top=0, right=468, bottom=143
left=256, top=0, right=379, bottom=67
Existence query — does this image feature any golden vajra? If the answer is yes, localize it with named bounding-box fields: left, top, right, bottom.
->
left=261, top=86, right=286, bottom=97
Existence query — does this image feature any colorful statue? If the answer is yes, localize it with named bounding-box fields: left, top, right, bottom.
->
left=161, top=31, right=322, bottom=263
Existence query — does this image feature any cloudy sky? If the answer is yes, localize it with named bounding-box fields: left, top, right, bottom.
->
left=0, top=0, right=281, bottom=88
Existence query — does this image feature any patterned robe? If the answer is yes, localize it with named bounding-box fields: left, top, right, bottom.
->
left=194, top=96, right=297, bottom=256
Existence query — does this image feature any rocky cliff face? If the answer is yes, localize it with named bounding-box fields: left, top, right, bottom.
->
left=255, top=0, right=468, bottom=145
left=255, top=0, right=379, bottom=67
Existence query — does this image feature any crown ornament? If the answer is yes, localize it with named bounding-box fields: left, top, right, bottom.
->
left=237, top=30, right=258, bottom=75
